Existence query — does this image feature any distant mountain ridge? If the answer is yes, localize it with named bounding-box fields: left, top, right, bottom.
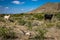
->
left=29, top=2, right=60, bottom=13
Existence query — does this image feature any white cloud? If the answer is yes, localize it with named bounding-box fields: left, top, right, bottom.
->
left=21, top=9, right=24, bottom=11
left=12, top=1, right=25, bottom=4
left=32, top=0, right=38, bottom=1
left=12, top=1, right=20, bottom=4
left=5, top=7, right=9, bottom=9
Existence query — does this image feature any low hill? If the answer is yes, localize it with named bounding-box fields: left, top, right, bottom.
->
left=29, top=2, right=60, bottom=13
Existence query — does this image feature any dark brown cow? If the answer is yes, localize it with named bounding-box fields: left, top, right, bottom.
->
left=44, top=14, right=53, bottom=20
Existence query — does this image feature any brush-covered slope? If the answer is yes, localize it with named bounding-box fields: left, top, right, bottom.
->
left=0, top=13, right=60, bottom=40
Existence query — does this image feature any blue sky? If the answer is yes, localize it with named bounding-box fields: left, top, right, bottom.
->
left=0, top=0, right=60, bottom=14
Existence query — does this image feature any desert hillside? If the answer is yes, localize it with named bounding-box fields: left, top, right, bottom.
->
left=29, top=3, right=60, bottom=13
left=0, top=13, right=60, bottom=40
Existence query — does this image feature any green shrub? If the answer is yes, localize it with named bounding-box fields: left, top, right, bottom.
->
left=55, top=13, right=60, bottom=20
left=26, top=21, right=32, bottom=30
left=56, top=22, right=60, bottom=29
left=34, top=28, right=47, bottom=40
left=33, top=13, right=44, bottom=20
left=0, top=17, right=6, bottom=22
left=46, top=23, right=54, bottom=28
left=18, top=19, right=27, bottom=25
left=0, top=27, right=17, bottom=39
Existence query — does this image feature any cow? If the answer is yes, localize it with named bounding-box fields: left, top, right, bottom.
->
left=44, top=14, right=53, bottom=20
left=4, top=15, right=10, bottom=20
